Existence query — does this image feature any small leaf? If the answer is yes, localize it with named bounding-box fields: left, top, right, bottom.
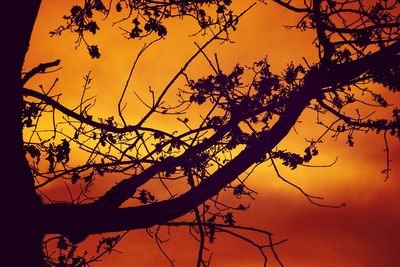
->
left=88, top=45, right=101, bottom=58
left=116, top=2, right=122, bottom=12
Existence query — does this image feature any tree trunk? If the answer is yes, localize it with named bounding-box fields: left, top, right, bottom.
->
left=3, top=1, right=44, bottom=266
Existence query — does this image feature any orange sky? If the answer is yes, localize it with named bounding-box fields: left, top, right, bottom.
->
left=24, top=1, right=400, bottom=266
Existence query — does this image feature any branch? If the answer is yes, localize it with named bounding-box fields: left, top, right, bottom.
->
left=318, top=99, right=395, bottom=132
left=118, top=37, right=162, bottom=126
left=23, top=87, right=181, bottom=139
left=272, top=0, right=310, bottom=13
left=22, top=59, right=61, bottom=85
left=43, top=58, right=322, bottom=241
left=135, top=2, right=257, bottom=127
left=324, top=22, right=400, bottom=34
left=165, top=221, right=286, bottom=267
left=312, top=0, right=334, bottom=63
left=43, top=36, right=400, bottom=245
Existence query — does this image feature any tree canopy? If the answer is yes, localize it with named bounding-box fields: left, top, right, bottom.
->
left=6, top=0, right=400, bottom=266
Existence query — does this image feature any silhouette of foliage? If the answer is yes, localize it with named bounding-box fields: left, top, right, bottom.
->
left=9, top=0, right=400, bottom=266
left=50, top=0, right=239, bottom=58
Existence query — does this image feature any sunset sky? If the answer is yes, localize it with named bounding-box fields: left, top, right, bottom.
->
left=24, top=1, right=400, bottom=266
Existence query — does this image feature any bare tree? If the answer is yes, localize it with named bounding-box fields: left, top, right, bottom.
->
left=5, top=0, right=399, bottom=266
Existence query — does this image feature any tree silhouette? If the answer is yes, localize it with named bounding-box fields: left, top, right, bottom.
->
left=5, top=0, right=400, bottom=266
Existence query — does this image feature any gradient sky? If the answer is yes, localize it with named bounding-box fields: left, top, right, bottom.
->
left=24, top=1, right=400, bottom=266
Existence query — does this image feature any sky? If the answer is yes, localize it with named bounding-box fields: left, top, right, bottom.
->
left=24, top=1, right=400, bottom=266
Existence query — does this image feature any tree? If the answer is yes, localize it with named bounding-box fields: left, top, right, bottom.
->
left=5, top=0, right=400, bottom=266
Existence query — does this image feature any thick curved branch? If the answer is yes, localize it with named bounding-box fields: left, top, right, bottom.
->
left=92, top=95, right=276, bottom=208
left=43, top=38, right=400, bottom=244
left=94, top=115, right=244, bottom=208
left=42, top=61, right=320, bottom=242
